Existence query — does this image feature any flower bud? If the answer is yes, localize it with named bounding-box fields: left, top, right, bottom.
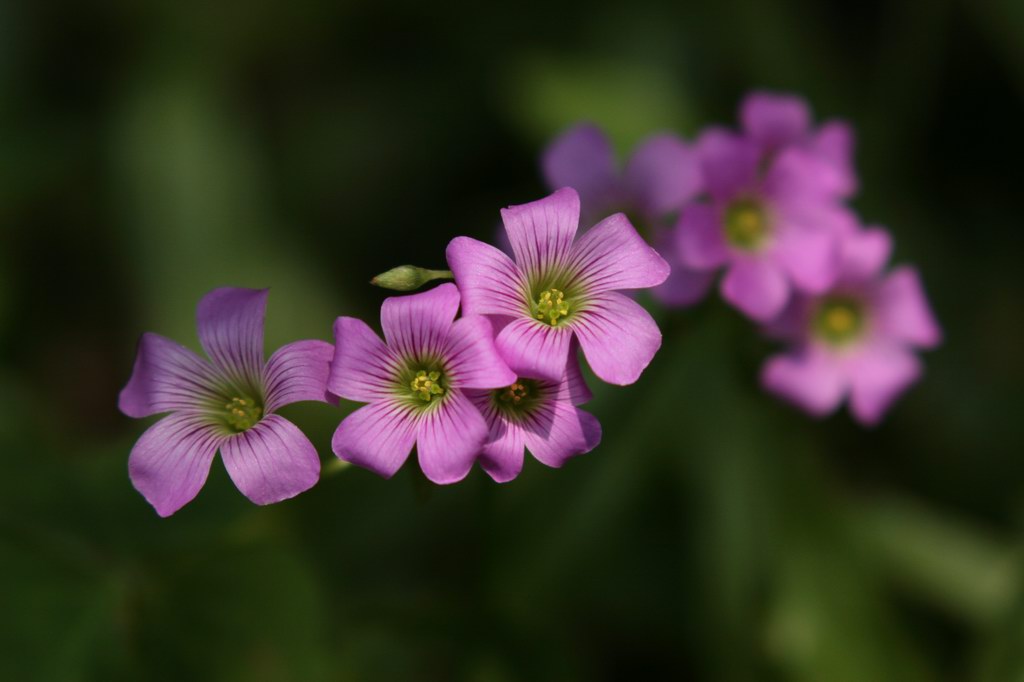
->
left=370, top=265, right=453, bottom=292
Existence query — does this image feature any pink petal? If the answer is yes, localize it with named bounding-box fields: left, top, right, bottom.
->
left=196, top=287, right=267, bottom=385
left=764, top=148, right=849, bottom=203
left=495, top=317, right=574, bottom=382
left=263, top=340, right=334, bottom=412
left=847, top=343, right=923, bottom=426
left=444, top=315, right=517, bottom=389
left=118, top=332, right=220, bottom=418
left=697, top=128, right=760, bottom=200
left=220, top=414, right=320, bottom=505
left=773, top=219, right=840, bottom=293
left=522, top=402, right=602, bottom=469
left=128, top=413, right=223, bottom=517
left=623, top=133, right=702, bottom=217
left=501, top=188, right=580, bottom=279
left=677, top=203, right=728, bottom=270
left=740, top=91, right=811, bottom=150
left=541, top=124, right=618, bottom=215
left=446, top=236, right=528, bottom=317
left=567, top=213, right=671, bottom=293
left=381, top=282, right=460, bottom=359
left=652, top=255, right=716, bottom=307
left=572, top=291, right=661, bottom=386
left=875, top=267, right=942, bottom=348
left=808, top=120, right=857, bottom=196
left=329, top=317, right=402, bottom=402
left=840, top=226, right=892, bottom=281
left=760, top=347, right=846, bottom=417
left=552, top=352, right=594, bottom=406
left=721, top=257, right=790, bottom=321
left=475, top=401, right=526, bottom=484
left=416, top=391, right=488, bottom=484
left=332, top=400, right=418, bottom=478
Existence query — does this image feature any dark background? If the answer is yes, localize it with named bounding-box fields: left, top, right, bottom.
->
left=2, top=0, right=1023, bottom=680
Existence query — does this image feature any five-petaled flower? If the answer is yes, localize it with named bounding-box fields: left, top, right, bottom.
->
left=469, top=354, right=602, bottom=482
left=675, top=91, right=857, bottom=321
left=329, top=283, right=517, bottom=484
left=118, top=287, right=334, bottom=516
left=760, top=223, right=941, bottom=425
left=447, top=187, right=670, bottom=386
left=542, top=123, right=710, bottom=307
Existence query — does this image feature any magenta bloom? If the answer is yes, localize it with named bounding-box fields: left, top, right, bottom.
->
left=470, top=355, right=601, bottom=483
left=542, top=123, right=712, bottom=306
left=675, top=92, right=857, bottom=321
left=119, top=288, right=333, bottom=516
left=760, top=224, right=941, bottom=425
left=329, top=283, right=516, bottom=484
left=447, top=188, right=670, bottom=386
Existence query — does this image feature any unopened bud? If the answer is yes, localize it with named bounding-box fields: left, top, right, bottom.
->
left=370, top=265, right=453, bottom=292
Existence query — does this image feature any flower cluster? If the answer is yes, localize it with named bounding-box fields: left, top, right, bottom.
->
left=120, top=189, right=667, bottom=514
left=542, top=91, right=940, bottom=425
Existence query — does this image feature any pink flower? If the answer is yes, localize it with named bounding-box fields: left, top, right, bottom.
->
left=760, top=224, right=942, bottom=425
left=447, top=187, right=670, bottom=386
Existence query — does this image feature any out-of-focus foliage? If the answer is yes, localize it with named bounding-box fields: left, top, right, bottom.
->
left=1, top=1, right=1022, bottom=680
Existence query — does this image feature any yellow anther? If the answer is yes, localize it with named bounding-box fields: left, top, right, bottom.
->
left=724, top=199, right=770, bottom=249
left=224, top=396, right=262, bottom=431
left=500, top=382, right=529, bottom=404
left=411, top=369, right=445, bottom=402
left=535, top=288, right=570, bottom=325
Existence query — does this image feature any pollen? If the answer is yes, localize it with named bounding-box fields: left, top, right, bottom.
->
left=813, top=297, right=865, bottom=346
left=724, top=199, right=770, bottom=249
left=411, top=370, right=445, bottom=402
left=535, top=288, right=570, bottom=325
left=499, top=382, right=529, bottom=404
left=224, top=396, right=262, bottom=432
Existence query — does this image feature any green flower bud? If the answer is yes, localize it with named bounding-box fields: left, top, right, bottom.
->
left=370, top=265, right=453, bottom=292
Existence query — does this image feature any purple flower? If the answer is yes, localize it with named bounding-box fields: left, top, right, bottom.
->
left=446, top=187, right=670, bottom=386
left=760, top=224, right=941, bottom=425
left=329, top=283, right=517, bottom=484
left=542, top=123, right=712, bottom=306
left=675, top=92, right=858, bottom=322
left=119, top=288, right=333, bottom=516
left=470, top=355, right=602, bottom=483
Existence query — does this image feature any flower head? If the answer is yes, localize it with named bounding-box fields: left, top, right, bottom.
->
left=542, top=123, right=712, bottom=307
left=675, top=91, right=858, bottom=321
left=447, top=188, right=670, bottom=386
left=118, top=288, right=333, bottom=516
left=759, top=223, right=941, bottom=425
left=329, top=283, right=517, bottom=484
left=469, top=355, right=602, bottom=482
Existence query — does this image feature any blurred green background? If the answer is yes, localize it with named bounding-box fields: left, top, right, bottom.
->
left=2, top=0, right=1023, bottom=680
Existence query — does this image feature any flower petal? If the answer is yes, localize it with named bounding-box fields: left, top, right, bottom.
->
left=567, top=212, right=671, bottom=293
left=329, top=317, right=402, bottom=402
left=416, top=391, right=488, bottom=484
left=552, top=352, right=593, bottom=406
left=446, top=236, right=528, bottom=317
left=653, top=252, right=716, bottom=307
left=522, top=402, right=601, bottom=469
left=847, top=342, right=922, bottom=426
left=764, top=148, right=849, bottom=202
left=474, top=400, right=526, bottom=484
left=119, top=332, right=220, bottom=418
left=623, top=133, right=702, bottom=218
left=840, top=225, right=892, bottom=281
left=773, top=219, right=840, bottom=293
left=381, top=282, right=460, bottom=359
left=808, top=120, right=857, bottom=197
left=332, top=400, right=418, bottom=478
left=721, top=257, right=790, bottom=322
left=196, top=287, right=267, bottom=385
left=444, top=315, right=517, bottom=389
left=677, top=203, right=728, bottom=270
left=128, top=413, right=223, bottom=517
left=572, top=291, right=661, bottom=386
left=697, top=128, right=760, bottom=200
left=541, top=124, right=619, bottom=218
left=501, top=187, right=580, bottom=279
left=760, top=347, right=846, bottom=417
left=740, top=91, right=811, bottom=150
left=495, top=317, right=574, bottom=382
left=875, top=266, right=942, bottom=348
left=220, top=414, right=320, bottom=505
left=263, top=340, right=334, bottom=412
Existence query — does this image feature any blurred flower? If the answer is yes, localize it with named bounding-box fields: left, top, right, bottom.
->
left=760, top=224, right=942, bottom=425
left=329, top=283, right=516, bottom=484
left=541, top=123, right=711, bottom=306
left=119, top=288, right=333, bottom=516
left=675, top=91, right=857, bottom=321
left=447, top=187, right=669, bottom=385
left=469, top=354, right=601, bottom=482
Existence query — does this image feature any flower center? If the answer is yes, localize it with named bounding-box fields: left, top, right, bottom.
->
left=410, top=369, right=445, bottom=402
left=813, top=297, right=865, bottom=346
left=499, top=382, right=530, bottom=404
left=492, top=378, right=542, bottom=417
left=534, top=288, right=570, bottom=326
left=224, top=396, right=263, bottom=432
left=724, top=198, right=770, bottom=250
